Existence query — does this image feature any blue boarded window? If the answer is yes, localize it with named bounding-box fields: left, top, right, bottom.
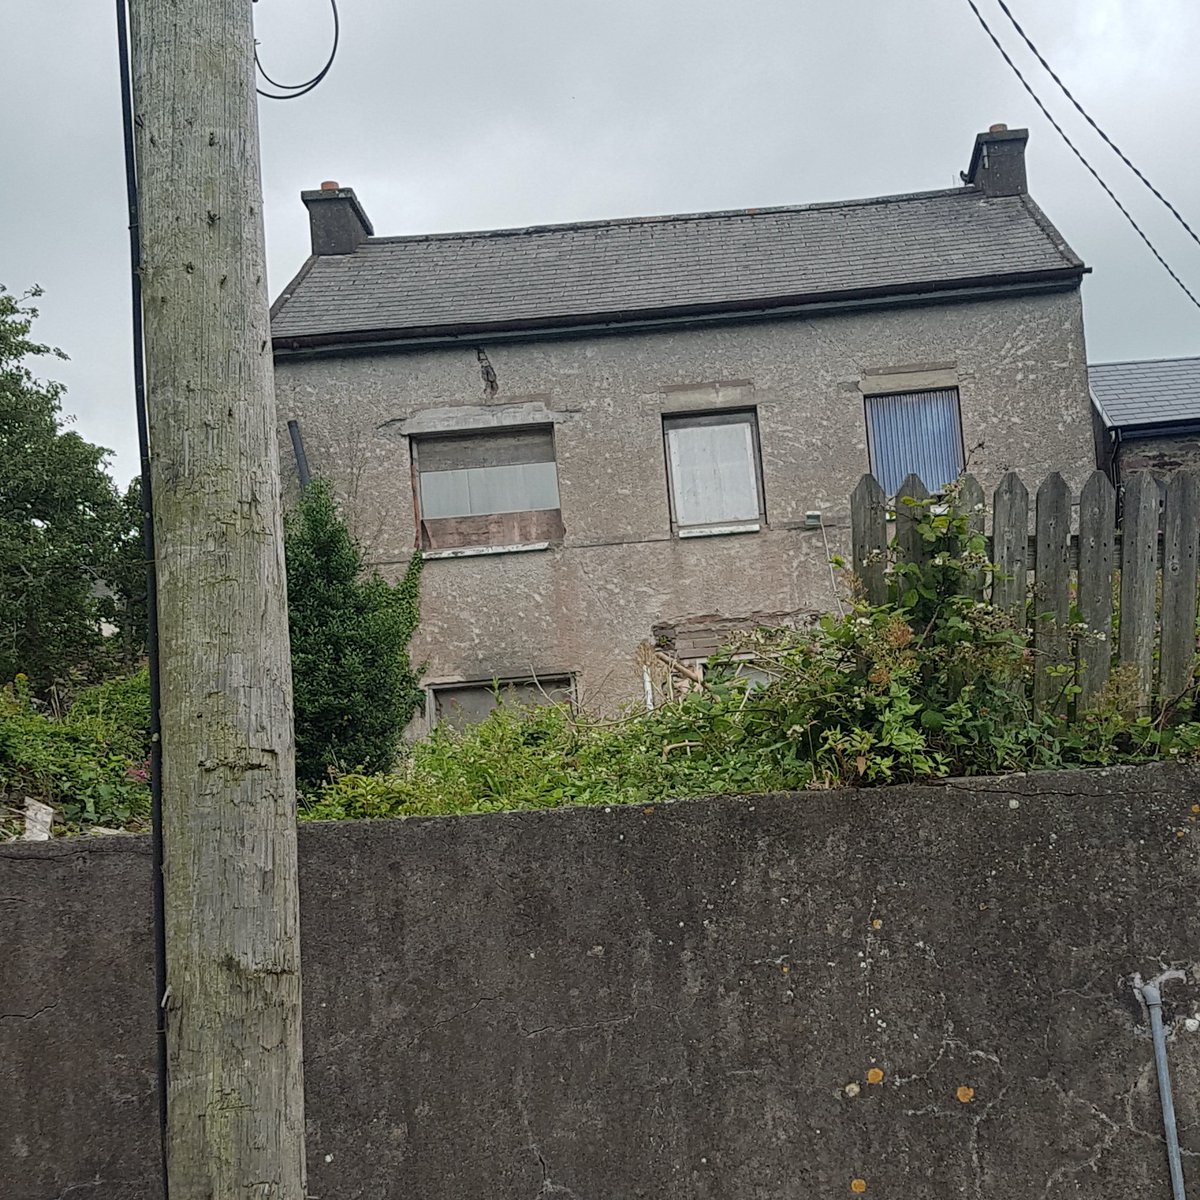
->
left=865, top=388, right=965, bottom=496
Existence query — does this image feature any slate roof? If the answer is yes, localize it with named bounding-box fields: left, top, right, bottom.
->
left=1089, top=357, right=1200, bottom=429
left=270, top=188, right=1084, bottom=347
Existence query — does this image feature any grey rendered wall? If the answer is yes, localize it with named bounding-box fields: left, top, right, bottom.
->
left=4, top=763, right=1198, bottom=1200
left=275, top=290, right=1093, bottom=714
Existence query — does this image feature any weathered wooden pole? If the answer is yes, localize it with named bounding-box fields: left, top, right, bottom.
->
left=128, top=1, right=307, bottom=1195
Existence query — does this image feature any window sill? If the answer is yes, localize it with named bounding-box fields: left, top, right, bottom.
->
left=421, top=541, right=552, bottom=561
left=677, top=522, right=762, bottom=539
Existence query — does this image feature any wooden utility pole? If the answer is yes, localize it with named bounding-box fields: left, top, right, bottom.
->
left=128, top=1, right=307, bottom=1196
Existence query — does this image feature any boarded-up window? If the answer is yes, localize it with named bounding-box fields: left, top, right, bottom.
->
left=663, top=410, right=764, bottom=534
left=414, top=426, right=564, bottom=551
left=431, top=676, right=573, bottom=731
left=864, top=388, right=964, bottom=497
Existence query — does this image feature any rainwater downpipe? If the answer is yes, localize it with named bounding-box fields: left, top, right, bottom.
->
left=1134, top=969, right=1188, bottom=1200
left=288, top=419, right=312, bottom=488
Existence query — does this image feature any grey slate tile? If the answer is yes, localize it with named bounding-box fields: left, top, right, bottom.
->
left=1090, top=358, right=1200, bottom=428
left=271, top=187, right=1081, bottom=342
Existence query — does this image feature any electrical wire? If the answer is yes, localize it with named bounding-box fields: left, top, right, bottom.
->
left=254, top=0, right=339, bottom=100
left=991, top=0, right=1200, bottom=251
left=962, top=0, right=1200, bottom=313
left=114, top=0, right=169, bottom=1193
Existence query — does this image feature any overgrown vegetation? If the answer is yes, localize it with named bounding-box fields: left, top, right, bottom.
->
left=8, top=479, right=1200, bottom=837
left=0, top=670, right=151, bottom=838
left=285, top=480, right=424, bottom=787
left=303, top=484, right=1200, bottom=821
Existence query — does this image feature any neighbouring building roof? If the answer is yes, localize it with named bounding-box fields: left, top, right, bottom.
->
left=271, top=127, right=1085, bottom=351
left=1089, top=356, right=1200, bottom=430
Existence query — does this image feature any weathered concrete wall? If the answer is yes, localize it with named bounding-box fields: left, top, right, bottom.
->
left=5, top=763, right=1198, bottom=1199
left=274, top=290, right=1093, bottom=714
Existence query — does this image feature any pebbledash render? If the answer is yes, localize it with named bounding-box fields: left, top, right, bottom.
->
left=271, top=125, right=1094, bottom=729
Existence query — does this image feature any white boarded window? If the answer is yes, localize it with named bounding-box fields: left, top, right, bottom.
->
left=663, top=410, right=764, bottom=534
left=413, top=426, right=564, bottom=551
left=864, top=388, right=964, bottom=497
left=417, top=428, right=559, bottom=518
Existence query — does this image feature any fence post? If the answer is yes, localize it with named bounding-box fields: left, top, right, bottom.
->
left=1159, top=471, right=1199, bottom=703
left=991, top=472, right=1029, bottom=621
left=1119, top=472, right=1160, bottom=712
left=850, top=474, right=888, bottom=606
left=1033, top=473, right=1072, bottom=716
left=895, top=474, right=931, bottom=571
left=957, top=474, right=985, bottom=602
left=1077, top=471, right=1116, bottom=710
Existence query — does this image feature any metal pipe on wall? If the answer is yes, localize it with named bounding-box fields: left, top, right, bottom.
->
left=1134, top=969, right=1188, bottom=1200
left=288, top=418, right=312, bottom=488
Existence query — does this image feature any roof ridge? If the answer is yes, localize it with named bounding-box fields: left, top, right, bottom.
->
left=361, top=186, right=981, bottom=247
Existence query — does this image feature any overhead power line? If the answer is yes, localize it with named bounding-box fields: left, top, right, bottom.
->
left=992, top=0, right=1200, bottom=251
left=962, top=0, right=1200, bottom=313
left=253, top=0, right=339, bottom=100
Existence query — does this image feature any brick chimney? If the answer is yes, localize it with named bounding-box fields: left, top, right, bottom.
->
left=301, top=181, right=374, bottom=255
left=964, top=124, right=1029, bottom=197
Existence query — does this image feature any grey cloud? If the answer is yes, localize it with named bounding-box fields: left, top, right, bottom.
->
left=4, top=0, right=1199, bottom=484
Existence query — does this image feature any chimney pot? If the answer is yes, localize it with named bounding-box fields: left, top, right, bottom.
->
left=300, top=185, right=374, bottom=255
left=989, top=123, right=1008, bottom=133
left=965, top=126, right=1029, bottom=197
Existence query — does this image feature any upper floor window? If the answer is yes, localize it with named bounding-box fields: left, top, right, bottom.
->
left=663, top=410, right=764, bottom=536
left=413, top=425, right=564, bottom=553
left=864, top=387, right=964, bottom=496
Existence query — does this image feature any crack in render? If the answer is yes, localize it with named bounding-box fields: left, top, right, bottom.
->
left=531, top=1147, right=580, bottom=1199
left=522, top=1013, right=635, bottom=1038
left=0, top=1001, right=59, bottom=1023
left=967, top=1083, right=1011, bottom=1200
left=400, top=996, right=508, bottom=1051
left=892, top=1020, right=1001, bottom=1086
left=55, top=1176, right=104, bottom=1198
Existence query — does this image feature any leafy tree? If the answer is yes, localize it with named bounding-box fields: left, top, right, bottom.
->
left=0, top=286, right=132, bottom=694
left=285, top=480, right=423, bottom=786
left=97, top=478, right=151, bottom=671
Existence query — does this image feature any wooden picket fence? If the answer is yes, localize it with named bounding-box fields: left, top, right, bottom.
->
left=849, top=469, right=1200, bottom=713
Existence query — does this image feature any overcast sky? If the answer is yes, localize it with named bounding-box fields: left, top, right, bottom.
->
left=3, top=0, right=1199, bottom=485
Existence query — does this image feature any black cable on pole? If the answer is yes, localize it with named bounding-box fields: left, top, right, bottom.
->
left=114, top=1, right=169, bottom=1193
left=991, top=0, right=1200, bottom=251
left=962, top=0, right=1200, bottom=313
left=254, top=0, right=339, bottom=100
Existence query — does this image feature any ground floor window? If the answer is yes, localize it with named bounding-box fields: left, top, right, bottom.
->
left=429, top=675, right=574, bottom=731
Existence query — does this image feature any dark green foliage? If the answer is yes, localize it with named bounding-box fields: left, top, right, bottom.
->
left=285, top=480, right=423, bottom=786
left=96, top=478, right=151, bottom=673
left=0, top=286, right=141, bottom=694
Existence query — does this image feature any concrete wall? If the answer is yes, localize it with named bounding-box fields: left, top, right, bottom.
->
left=275, top=290, right=1093, bottom=716
left=5, top=763, right=1198, bottom=1200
